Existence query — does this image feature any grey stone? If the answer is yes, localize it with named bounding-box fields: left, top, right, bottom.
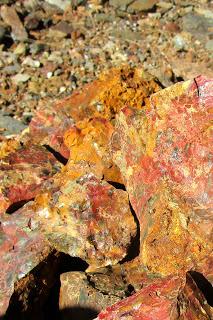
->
left=44, top=0, right=71, bottom=11
left=109, top=0, right=133, bottom=11
left=127, top=0, right=158, bottom=13
left=0, top=113, right=27, bottom=136
left=182, top=13, right=213, bottom=40
left=12, top=73, right=30, bottom=84
left=173, top=34, right=187, bottom=51
left=2, top=64, right=21, bottom=75
left=205, top=40, right=213, bottom=52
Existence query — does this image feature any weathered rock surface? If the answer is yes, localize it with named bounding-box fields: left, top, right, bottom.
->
left=34, top=173, right=136, bottom=270
left=0, top=68, right=212, bottom=318
left=59, top=272, right=121, bottom=317
left=96, top=274, right=213, bottom=319
left=112, top=75, right=213, bottom=279
left=0, top=203, right=51, bottom=316
left=0, top=145, right=62, bottom=215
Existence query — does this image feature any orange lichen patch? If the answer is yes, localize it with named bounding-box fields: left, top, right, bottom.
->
left=57, top=66, right=161, bottom=122
left=64, top=117, right=123, bottom=183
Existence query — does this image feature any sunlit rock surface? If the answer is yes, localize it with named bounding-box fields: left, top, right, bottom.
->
left=0, top=145, right=62, bottom=215
left=34, top=173, right=136, bottom=270
left=0, top=203, right=51, bottom=316
left=112, top=75, right=213, bottom=279
left=0, top=68, right=212, bottom=318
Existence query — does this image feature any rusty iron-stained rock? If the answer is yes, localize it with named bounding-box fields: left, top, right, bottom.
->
left=0, top=67, right=212, bottom=318
left=0, top=145, right=62, bottom=215
left=112, top=75, right=213, bottom=279
left=96, top=274, right=213, bottom=320
left=34, top=173, right=136, bottom=271
left=25, top=67, right=160, bottom=161
left=64, top=117, right=122, bottom=183
left=0, top=203, right=52, bottom=316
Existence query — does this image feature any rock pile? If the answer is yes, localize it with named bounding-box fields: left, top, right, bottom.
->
left=0, top=67, right=212, bottom=319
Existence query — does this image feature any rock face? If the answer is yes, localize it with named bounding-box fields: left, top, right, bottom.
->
left=112, top=75, right=213, bottom=280
left=0, top=203, right=51, bottom=316
left=0, top=145, right=62, bottom=215
left=96, top=274, right=212, bottom=320
left=0, top=68, right=212, bottom=319
left=34, top=173, right=136, bottom=270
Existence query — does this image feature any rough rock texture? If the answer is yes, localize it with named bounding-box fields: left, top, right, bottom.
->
left=96, top=274, right=213, bottom=320
left=112, top=75, right=213, bottom=280
left=59, top=272, right=121, bottom=316
left=0, top=68, right=212, bottom=318
left=0, top=145, right=62, bottom=215
left=25, top=67, right=160, bottom=159
left=0, top=203, right=51, bottom=316
left=34, top=173, right=136, bottom=271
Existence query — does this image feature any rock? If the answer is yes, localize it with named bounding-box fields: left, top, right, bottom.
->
left=24, top=12, right=40, bottom=30
left=13, top=42, right=27, bottom=55
left=112, top=76, right=213, bottom=279
left=3, top=64, right=21, bottom=75
left=109, top=0, right=133, bottom=11
left=173, top=34, right=187, bottom=51
left=0, top=144, right=62, bottom=215
left=96, top=274, right=213, bottom=319
left=51, top=21, right=73, bottom=36
left=0, top=203, right=52, bottom=316
left=127, top=0, right=158, bottom=13
left=205, top=39, right=213, bottom=52
left=34, top=173, right=136, bottom=270
left=0, top=5, right=28, bottom=41
left=0, top=24, right=6, bottom=41
left=22, top=56, right=40, bottom=68
left=11, top=73, right=30, bottom=84
left=59, top=272, right=121, bottom=318
left=0, top=113, right=26, bottom=136
left=44, top=0, right=71, bottom=11
left=182, top=13, right=213, bottom=40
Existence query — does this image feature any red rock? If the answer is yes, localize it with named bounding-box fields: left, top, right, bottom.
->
left=0, top=145, right=62, bottom=215
left=34, top=173, right=136, bottom=271
left=0, top=203, right=51, bottom=316
left=96, top=274, right=213, bottom=319
left=112, top=76, right=213, bottom=277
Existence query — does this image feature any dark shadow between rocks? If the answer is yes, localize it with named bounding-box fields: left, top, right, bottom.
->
left=120, top=201, right=140, bottom=264
left=6, top=199, right=34, bottom=214
left=106, top=181, right=126, bottom=191
left=43, top=145, right=68, bottom=165
left=60, top=306, right=98, bottom=320
left=189, top=271, right=213, bottom=307
left=4, top=252, right=89, bottom=320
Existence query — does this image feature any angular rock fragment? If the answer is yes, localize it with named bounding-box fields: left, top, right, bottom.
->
left=64, top=117, right=122, bottom=182
left=112, top=76, right=213, bottom=278
left=96, top=274, right=213, bottom=319
left=0, top=203, right=52, bottom=316
left=34, top=173, right=136, bottom=270
left=0, top=5, right=28, bottom=41
left=0, top=145, right=62, bottom=215
left=59, top=272, right=121, bottom=318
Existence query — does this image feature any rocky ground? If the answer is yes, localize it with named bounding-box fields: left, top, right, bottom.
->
left=0, top=0, right=212, bottom=135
